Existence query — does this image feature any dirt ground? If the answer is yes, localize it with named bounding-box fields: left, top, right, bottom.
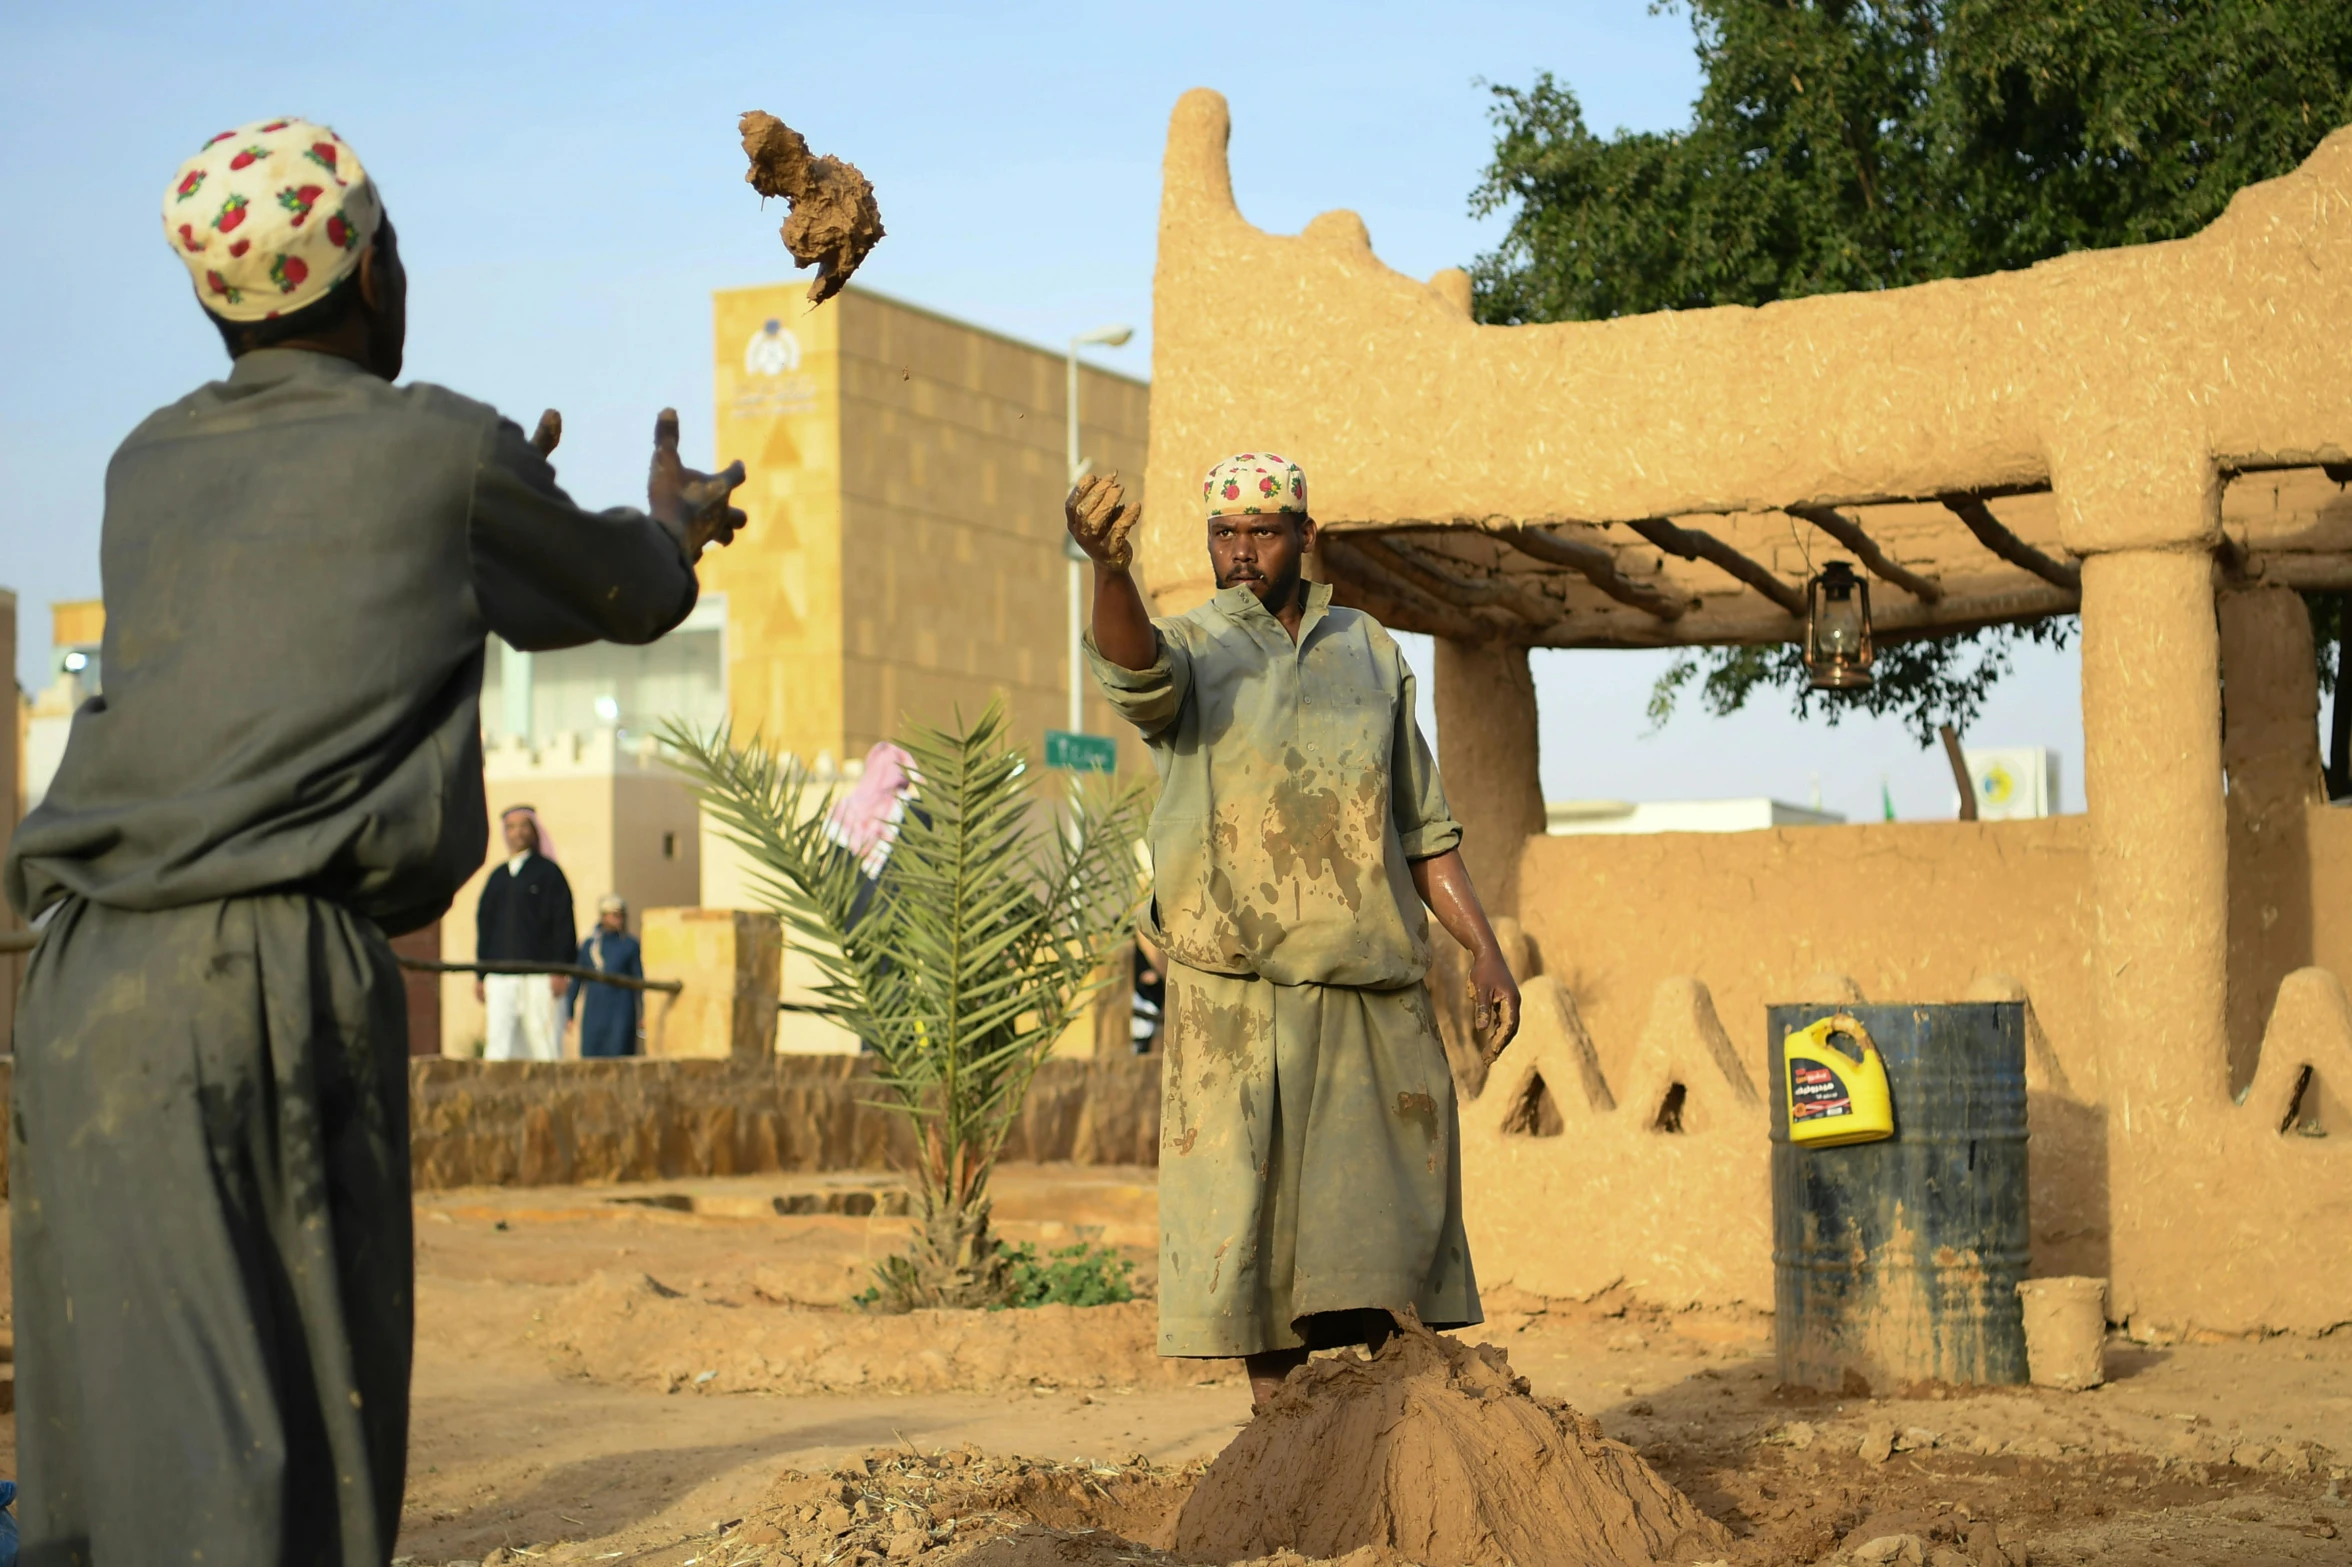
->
left=0, top=1166, right=2341, bottom=1565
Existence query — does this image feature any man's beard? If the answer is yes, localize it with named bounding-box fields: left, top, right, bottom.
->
left=1219, top=560, right=1302, bottom=611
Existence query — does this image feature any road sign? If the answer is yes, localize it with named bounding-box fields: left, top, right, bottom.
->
left=1045, top=729, right=1117, bottom=773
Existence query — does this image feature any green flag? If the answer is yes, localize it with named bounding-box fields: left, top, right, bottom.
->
left=1881, top=777, right=1897, bottom=821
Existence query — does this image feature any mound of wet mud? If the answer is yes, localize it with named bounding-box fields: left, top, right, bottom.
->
left=542, top=1271, right=1233, bottom=1394
left=1174, top=1317, right=1731, bottom=1567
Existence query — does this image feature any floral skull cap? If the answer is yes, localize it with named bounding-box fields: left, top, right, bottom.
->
left=1202, top=452, right=1308, bottom=517
left=163, top=117, right=382, bottom=323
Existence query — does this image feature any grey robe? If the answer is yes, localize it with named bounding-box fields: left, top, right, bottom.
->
left=3, top=348, right=697, bottom=1564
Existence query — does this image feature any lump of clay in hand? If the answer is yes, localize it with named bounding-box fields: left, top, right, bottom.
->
left=1174, top=1311, right=1730, bottom=1567
left=740, top=110, right=886, bottom=304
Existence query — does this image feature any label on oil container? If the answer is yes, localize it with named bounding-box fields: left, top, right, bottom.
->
left=1790, top=1060, right=1852, bottom=1120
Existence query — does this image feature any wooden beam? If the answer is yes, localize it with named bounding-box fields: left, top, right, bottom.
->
left=1788, top=504, right=1944, bottom=603
left=2232, top=553, right=2352, bottom=594
left=1488, top=525, right=1690, bottom=621
left=1315, top=538, right=1497, bottom=642
left=1621, top=516, right=1807, bottom=617
left=1524, top=579, right=2082, bottom=652
left=1363, top=536, right=1560, bottom=627
left=1940, top=495, right=2082, bottom=593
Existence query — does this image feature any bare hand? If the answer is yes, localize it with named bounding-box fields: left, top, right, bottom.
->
left=550, top=974, right=568, bottom=999
left=1066, top=472, right=1143, bottom=569
left=648, top=408, right=749, bottom=562
left=530, top=408, right=563, bottom=457
left=473, top=978, right=486, bottom=1004
left=1470, top=947, right=1521, bottom=1066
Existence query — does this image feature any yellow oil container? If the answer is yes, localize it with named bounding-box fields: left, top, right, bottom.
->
left=1783, top=1012, right=1895, bottom=1147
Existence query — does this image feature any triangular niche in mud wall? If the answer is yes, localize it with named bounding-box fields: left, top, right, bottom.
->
left=1499, top=1070, right=1564, bottom=1137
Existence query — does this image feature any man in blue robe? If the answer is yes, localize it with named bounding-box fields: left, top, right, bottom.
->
left=567, top=894, right=645, bottom=1057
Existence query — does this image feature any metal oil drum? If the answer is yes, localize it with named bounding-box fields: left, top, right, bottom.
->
left=1767, top=1002, right=2030, bottom=1392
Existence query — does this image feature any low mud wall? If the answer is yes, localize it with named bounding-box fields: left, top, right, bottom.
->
left=408, top=1054, right=1161, bottom=1190
left=1463, top=817, right=2104, bottom=1312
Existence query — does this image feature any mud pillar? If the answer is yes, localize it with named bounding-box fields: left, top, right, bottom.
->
left=2219, top=586, right=2320, bottom=1094
left=1432, top=638, right=1544, bottom=917
left=640, top=908, right=781, bottom=1058
left=2079, top=547, right=2229, bottom=1328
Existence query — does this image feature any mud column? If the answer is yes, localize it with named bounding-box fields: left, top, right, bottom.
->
left=1432, top=638, right=1545, bottom=917
left=2078, top=543, right=2229, bottom=1330
left=2218, top=586, right=2321, bottom=1093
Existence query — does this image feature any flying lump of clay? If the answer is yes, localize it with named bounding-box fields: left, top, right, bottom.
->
left=740, top=111, right=885, bottom=305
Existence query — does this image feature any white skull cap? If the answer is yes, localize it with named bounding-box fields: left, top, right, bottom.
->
left=163, top=117, right=381, bottom=323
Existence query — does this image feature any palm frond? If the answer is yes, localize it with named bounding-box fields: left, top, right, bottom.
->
left=660, top=702, right=1148, bottom=1308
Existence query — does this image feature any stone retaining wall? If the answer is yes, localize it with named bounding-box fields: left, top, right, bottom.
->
left=407, top=1054, right=1162, bottom=1190
left=0, top=1054, right=1161, bottom=1197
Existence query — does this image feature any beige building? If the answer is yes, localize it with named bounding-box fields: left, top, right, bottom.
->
left=706, top=283, right=1150, bottom=769
left=438, top=284, right=1152, bottom=1053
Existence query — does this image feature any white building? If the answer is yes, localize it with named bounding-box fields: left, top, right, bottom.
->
left=1545, top=798, right=1847, bottom=835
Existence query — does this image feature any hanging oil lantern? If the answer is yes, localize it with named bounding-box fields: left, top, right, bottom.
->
left=1804, top=560, right=1875, bottom=689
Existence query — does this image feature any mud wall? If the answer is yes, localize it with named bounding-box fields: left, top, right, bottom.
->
left=406, top=1053, right=1160, bottom=1191
left=1463, top=817, right=2103, bottom=1310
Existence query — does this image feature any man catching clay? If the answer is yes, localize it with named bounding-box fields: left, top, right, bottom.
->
left=1069, top=455, right=1521, bottom=1408
left=4, top=116, right=746, bottom=1561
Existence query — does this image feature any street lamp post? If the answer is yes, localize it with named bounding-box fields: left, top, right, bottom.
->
left=1065, top=325, right=1133, bottom=736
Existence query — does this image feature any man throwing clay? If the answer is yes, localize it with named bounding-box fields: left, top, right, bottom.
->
left=4, top=117, right=746, bottom=1561
left=1070, top=455, right=1520, bottom=1409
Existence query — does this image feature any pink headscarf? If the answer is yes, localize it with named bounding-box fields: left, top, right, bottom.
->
left=500, top=804, right=559, bottom=863
left=826, top=742, right=917, bottom=877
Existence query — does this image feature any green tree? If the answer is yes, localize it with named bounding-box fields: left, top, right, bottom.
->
left=1473, top=0, right=2352, bottom=744
left=667, top=702, right=1147, bottom=1310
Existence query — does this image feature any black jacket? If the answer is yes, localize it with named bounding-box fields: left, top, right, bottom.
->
left=476, top=854, right=577, bottom=965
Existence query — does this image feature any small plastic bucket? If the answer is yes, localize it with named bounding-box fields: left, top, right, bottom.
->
left=2016, top=1276, right=2107, bottom=1390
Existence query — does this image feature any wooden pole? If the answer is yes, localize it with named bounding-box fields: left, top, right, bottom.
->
left=395, top=955, right=683, bottom=995
left=1939, top=723, right=1980, bottom=821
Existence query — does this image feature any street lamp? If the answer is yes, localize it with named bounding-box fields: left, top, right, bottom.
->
left=1065, top=324, right=1134, bottom=735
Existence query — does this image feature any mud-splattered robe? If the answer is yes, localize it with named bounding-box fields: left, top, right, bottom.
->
left=1086, top=580, right=1481, bottom=1357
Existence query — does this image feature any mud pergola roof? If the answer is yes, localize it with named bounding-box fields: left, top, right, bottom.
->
left=1314, top=469, right=2352, bottom=649
left=1136, top=92, right=2352, bottom=646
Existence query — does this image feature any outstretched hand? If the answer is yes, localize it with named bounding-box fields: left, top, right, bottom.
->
left=649, top=409, right=749, bottom=562
left=530, top=409, right=563, bottom=457
left=1066, top=471, right=1143, bottom=570
left=1469, top=948, right=1522, bottom=1066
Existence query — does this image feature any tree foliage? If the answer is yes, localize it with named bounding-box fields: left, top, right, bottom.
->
left=1472, top=0, right=2352, bottom=736
left=666, top=702, right=1147, bottom=1310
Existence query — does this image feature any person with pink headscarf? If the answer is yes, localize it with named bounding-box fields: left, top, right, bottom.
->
left=474, top=805, right=576, bottom=1060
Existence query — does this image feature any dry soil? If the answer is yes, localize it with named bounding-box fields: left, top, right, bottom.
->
left=0, top=1167, right=2340, bottom=1566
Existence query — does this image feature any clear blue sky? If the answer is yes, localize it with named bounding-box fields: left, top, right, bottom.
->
left=0, top=1, right=2084, bottom=820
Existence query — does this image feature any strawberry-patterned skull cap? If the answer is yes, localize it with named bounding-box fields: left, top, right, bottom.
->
left=162, top=117, right=382, bottom=323
left=1202, top=452, right=1308, bottom=517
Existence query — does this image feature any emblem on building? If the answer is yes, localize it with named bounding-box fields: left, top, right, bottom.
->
left=744, top=318, right=803, bottom=377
